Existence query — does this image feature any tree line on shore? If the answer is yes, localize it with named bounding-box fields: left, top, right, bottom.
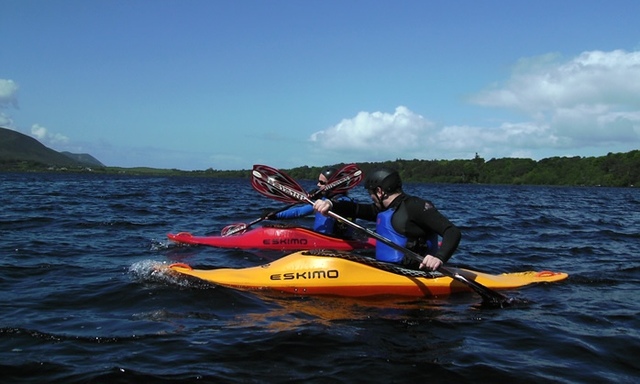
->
left=194, top=150, right=638, bottom=187
left=4, top=150, right=638, bottom=188
left=283, top=151, right=639, bottom=187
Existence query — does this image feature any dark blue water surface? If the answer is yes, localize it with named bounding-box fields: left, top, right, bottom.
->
left=1, top=172, right=638, bottom=383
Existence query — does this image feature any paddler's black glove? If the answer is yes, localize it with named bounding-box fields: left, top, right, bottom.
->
left=262, top=210, right=277, bottom=220
left=308, top=188, right=321, bottom=198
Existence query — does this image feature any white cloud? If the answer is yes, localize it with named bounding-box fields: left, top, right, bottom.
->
left=471, top=50, right=640, bottom=113
left=469, top=50, right=640, bottom=154
left=30, top=124, right=47, bottom=140
left=0, top=79, right=19, bottom=128
left=0, top=113, right=13, bottom=127
left=308, top=50, right=640, bottom=164
left=0, top=79, right=19, bottom=109
left=433, top=122, right=564, bottom=159
left=0, top=79, right=71, bottom=148
left=310, top=106, right=435, bottom=153
left=31, top=124, right=70, bottom=146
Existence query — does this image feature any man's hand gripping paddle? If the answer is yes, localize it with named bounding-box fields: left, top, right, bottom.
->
left=251, top=164, right=518, bottom=308
left=221, top=164, right=363, bottom=236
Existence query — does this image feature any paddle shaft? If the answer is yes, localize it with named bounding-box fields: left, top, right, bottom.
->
left=222, top=201, right=301, bottom=236
left=251, top=165, right=512, bottom=305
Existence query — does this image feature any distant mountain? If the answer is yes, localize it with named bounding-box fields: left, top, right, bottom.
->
left=60, top=151, right=105, bottom=167
left=0, top=127, right=104, bottom=168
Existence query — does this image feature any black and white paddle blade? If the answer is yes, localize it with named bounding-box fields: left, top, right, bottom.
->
left=251, top=165, right=309, bottom=203
left=323, top=164, right=363, bottom=196
left=221, top=223, right=247, bottom=236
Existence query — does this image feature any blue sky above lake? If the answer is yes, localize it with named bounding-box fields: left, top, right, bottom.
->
left=2, top=0, right=639, bottom=170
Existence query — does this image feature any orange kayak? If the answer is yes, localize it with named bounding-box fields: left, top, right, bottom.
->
left=167, top=250, right=568, bottom=298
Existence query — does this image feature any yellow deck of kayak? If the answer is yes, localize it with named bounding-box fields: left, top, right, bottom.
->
left=168, top=250, right=568, bottom=298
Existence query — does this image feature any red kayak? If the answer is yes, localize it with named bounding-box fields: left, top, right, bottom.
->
left=167, top=225, right=376, bottom=251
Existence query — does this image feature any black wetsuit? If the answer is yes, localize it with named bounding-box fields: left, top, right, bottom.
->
left=331, top=193, right=461, bottom=268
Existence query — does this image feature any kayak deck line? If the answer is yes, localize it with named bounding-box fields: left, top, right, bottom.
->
left=167, top=249, right=443, bottom=278
left=299, top=249, right=444, bottom=278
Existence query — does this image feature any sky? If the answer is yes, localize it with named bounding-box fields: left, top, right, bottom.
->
left=1, top=0, right=639, bottom=171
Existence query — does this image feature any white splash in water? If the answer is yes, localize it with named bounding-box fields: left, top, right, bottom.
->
left=128, top=259, right=194, bottom=288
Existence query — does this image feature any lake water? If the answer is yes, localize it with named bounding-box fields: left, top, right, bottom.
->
left=1, top=172, right=638, bottom=383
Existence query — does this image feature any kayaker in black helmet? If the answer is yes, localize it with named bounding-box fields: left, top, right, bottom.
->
left=313, top=167, right=461, bottom=271
left=265, top=167, right=355, bottom=238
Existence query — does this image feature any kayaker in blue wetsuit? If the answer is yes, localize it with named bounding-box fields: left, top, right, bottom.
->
left=313, top=168, right=461, bottom=271
left=264, top=167, right=356, bottom=238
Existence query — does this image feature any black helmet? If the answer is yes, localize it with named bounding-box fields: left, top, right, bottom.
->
left=321, top=167, right=338, bottom=180
left=364, top=168, right=402, bottom=193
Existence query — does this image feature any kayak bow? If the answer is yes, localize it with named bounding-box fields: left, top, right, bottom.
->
left=167, top=250, right=568, bottom=298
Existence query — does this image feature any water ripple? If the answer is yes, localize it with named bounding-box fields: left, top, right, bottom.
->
left=1, top=173, right=638, bottom=383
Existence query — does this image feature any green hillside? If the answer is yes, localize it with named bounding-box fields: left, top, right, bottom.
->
left=0, top=127, right=101, bottom=169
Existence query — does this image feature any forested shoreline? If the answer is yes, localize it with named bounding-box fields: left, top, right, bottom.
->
left=350, top=151, right=640, bottom=187
left=3, top=150, right=638, bottom=187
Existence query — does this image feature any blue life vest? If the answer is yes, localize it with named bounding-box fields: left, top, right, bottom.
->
left=313, top=210, right=336, bottom=234
left=375, top=208, right=440, bottom=263
left=314, top=195, right=355, bottom=237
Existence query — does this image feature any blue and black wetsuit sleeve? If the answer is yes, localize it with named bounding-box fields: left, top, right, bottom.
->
left=273, top=204, right=314, bottom=219
left=399, top=197, right=461, bottom=263
left=331, top=200, right=378, bottom=222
